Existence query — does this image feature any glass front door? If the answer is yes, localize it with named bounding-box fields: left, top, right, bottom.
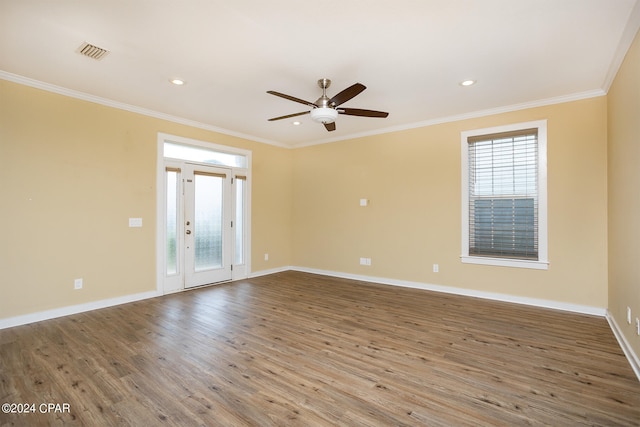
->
left=184, top=164, right=232, bottom=287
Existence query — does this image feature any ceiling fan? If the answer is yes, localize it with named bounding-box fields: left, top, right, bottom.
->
left=267, top=79, right=389, bottom=132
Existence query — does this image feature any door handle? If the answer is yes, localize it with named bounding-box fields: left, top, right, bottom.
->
left=186, top=230, right=192, bottom=234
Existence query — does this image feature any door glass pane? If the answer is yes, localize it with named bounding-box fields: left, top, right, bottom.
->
left=166, top=170, right=179, bottom=275
left=194, top=173, right=223, bottom=271
left=235, top=178, right=245, bottom=265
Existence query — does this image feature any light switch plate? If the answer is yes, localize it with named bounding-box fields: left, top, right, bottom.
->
left=129, top=218, right=143, bottom=227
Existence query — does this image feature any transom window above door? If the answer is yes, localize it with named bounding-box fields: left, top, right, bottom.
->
left=164, top=141, right=247, bottom=168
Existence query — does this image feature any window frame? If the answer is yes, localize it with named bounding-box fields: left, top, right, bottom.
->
left=461, top=120, right=549, bottom=270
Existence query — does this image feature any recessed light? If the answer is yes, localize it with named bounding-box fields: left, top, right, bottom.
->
left=460, top=79, right=476, bottom=87
left=292, top=121, right=302, bottom=126
left=170, top=78, right=185, bottom=85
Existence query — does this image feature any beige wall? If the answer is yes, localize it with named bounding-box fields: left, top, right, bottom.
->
left=0, top=80, right=293, bottom=319
left=608, top=28, right=640, bottom=357
left=0, top=76, right=613, bottom=321
left=293, top=97, right=609, bottom=307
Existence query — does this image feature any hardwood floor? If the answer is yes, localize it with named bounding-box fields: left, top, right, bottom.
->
left=1, top=271, right=639, bottom=426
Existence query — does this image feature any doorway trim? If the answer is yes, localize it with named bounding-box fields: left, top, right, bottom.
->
left=156, top=133, right=252, bottom=294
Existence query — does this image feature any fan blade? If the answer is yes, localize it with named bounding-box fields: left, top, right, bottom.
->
left=324, top=122, right=336, bottom=132
left=268, top=111, right=310, bottom=121
left=267, top=91, right=317, bottom=107
left=339, top=108, right=389, bottom=118
left=328, top=83, right=366, bottom=107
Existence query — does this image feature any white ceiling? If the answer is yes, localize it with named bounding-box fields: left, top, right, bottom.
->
left=1, top=0, right=639, bottom=148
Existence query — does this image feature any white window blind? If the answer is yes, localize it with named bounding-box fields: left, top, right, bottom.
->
left=468, top=129, right=539, bottom=260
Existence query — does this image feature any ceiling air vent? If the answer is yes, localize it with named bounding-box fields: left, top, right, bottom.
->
left=77, top=42, right=109, bottom=60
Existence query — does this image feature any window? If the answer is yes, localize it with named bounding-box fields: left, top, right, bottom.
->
left=234, top=175, right=246, bottom=266
left=461, top=120, right=548, bottom=270
left=165, top=167, right=180, bottom=276
left=164, top=142, right=247, bottom=168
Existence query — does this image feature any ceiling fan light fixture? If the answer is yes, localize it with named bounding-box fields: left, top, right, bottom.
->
left=267, top=80, right=388, bottom=132
left=310, top=107, right=338, bottom=124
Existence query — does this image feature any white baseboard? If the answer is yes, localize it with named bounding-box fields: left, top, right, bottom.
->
left=2, top=267, right=636, bottom=382
left=290, top=266, right=607, bottom=317
left=606, top=312, right=640, bottom=381
left=249, top=266, right=291, bottom=278
left=0, top=266, right=613, bottom=346
left=0, top=267, right=292, bottom=330
left=291, top=267, right=639, bottom=381
left=0, top=290, right=160, bottom=330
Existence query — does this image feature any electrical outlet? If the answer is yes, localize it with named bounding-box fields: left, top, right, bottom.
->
left=74, top=278, right=83, bottom=290
left=628, top=306, right=632, bottom=324
left=359, top=257, right=372, bottom=266
left=433, top=264, right=439, bottom=273
left=264, top=253, right=269, bottom=261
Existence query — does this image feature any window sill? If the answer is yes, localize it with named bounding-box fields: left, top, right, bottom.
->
left=461, top=256, right=549, bottom=270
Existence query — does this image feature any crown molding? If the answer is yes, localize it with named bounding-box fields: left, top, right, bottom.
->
left=2, top=70, right=606, bottom=150
left=602, top=0, right=640, bottom=92
left=0, top=70, right=289, bottom=149
left=294, top=89, right=606, bottom=148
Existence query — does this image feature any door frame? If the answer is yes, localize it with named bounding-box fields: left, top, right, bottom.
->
left=156, top=133, right=252, bottom=295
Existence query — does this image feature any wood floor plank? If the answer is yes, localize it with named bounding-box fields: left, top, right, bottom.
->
left=1, top=271, right=639, bottom=426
